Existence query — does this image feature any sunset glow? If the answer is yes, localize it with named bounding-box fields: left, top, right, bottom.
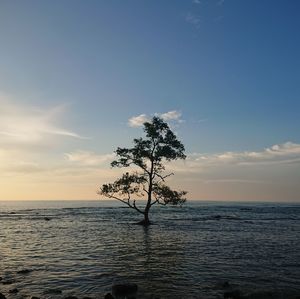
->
left=0, top=1, right=299, bottom=202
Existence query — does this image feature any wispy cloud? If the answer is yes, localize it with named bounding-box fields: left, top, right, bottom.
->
left=185, top=12, right=201, bottom=29
left=128, top=114, right=150, bottom=128
left=3, top=161, right=44, bottom=174
left=193, top=0, right=202, bottom=4
left=203, top=179, right=268, bottom=184
left=217, top=0, right=225, bottom=6
left=0, top=95, right=84, bottom=146
left=0, top=147, right=44, bottom=176
left=171, top=142, right=300, bottom=173
left=203, top=142, right=300, bottom=166
left=128, top=110, right=183, bottom=128
left=65, top=151, right=115, bottom=166
left=159, top=110, right=182, bottom=121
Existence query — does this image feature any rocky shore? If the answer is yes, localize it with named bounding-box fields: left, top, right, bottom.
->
left=1, top=271, right=300, bottom=299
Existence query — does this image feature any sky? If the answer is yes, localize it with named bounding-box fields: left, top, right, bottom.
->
left=0, top=0, right=299, bottom=201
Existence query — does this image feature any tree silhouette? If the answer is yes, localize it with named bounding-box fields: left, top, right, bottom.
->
left=99, top=116, right=187, bottom=225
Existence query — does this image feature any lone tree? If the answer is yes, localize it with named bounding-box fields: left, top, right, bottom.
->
left=98, top=116, right=187, bottom=225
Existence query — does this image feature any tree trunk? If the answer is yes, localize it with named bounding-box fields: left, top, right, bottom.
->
left=136, top=156, right=154, bottom=226
left=144, top=207, right=151, bottom=225
left=137, top=207, right=151, bottom=226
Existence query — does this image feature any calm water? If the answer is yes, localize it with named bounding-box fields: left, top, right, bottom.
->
left=0, top=200, right=300, bottom=299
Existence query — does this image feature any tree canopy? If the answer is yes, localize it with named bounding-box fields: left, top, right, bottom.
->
left=99, top=116, right=187, bottom=225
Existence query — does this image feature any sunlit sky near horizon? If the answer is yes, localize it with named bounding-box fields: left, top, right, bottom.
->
left=0, top=0, right=299, bottom=201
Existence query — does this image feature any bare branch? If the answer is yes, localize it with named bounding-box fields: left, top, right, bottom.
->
left=150, top=199, right=158, bottom=206
left=154, top=172, right=174, bottom=182
left=133, top=200, right=144, bottom=214
left=157, top=200, right=167, bottom=206
left=101, top=193, right=131, bottom=207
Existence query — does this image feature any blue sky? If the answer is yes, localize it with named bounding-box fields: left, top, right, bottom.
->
left=0, top=0, right=299, bottom=201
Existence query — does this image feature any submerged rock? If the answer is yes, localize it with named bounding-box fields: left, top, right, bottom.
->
left=44, top=288, right=62, bottom=294
left=222, top=281, right=231, bottom=289
left=245, top=291, right=279, bottom=299
left=30, top=297, right=40, bottom=299
left=0, top=292, right=7, bottom=299
left=8, top=288, right=19, bottom=294
left=104, top=293, right=114, bottom=299
left=17, top=269, right=32, bottom=274
left=224, top=290, right=242, bottom=299
left=112, top=283, right=138, bottom=297
left=1, top=279, right=15, bottom=285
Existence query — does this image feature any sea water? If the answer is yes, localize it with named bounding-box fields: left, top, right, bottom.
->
left=0, top=200, right=299, bottom=299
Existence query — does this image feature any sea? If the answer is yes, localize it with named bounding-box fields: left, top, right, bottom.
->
left=0, top=200, right=299, bottom=299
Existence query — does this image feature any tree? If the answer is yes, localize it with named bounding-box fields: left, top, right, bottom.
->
left=98, top=116, right=187, bottom=225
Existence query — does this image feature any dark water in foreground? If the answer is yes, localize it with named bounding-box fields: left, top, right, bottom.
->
left=0, top=200, right=300, bottom=299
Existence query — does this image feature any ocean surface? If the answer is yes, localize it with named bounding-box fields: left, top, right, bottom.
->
left=0, top=200, right=299, bottom=299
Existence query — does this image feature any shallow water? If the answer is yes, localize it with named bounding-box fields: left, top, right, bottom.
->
left=0, top=200, right=300, bottom=298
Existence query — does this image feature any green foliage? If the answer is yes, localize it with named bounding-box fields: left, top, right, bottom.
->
left=99, top=116, right=187, bottom=223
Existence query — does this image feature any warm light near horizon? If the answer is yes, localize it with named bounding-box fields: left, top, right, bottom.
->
left=0, top=98, right=299, bottom=202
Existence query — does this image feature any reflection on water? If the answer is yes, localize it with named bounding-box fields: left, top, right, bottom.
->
left=0, top=201, right=300, bottom=298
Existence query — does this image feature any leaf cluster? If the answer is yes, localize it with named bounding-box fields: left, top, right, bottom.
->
left=111, top=117, right=185, bottom=172
left=152, top=183, right=187, bottom=206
